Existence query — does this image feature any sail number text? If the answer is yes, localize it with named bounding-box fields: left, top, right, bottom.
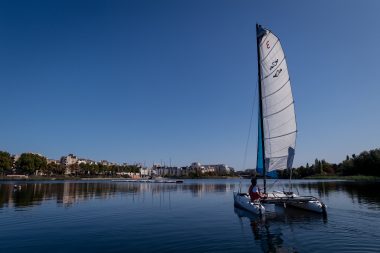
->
left=273, top=69, right=282, bottom=78
left=270, top=59, right=278, bottom=70
left=270, top=59, right=282, bottom=78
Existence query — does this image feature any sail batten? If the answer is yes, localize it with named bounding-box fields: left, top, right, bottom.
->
left=265, top=130, right=297, bottom=140
left=257, top=25, right=297, bottom=173
left=263, top=101, right=294, bottom=119
left=263, top=79, right=290, bottom=98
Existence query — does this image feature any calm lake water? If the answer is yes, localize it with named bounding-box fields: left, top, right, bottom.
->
left=0, top=179, right=379, bottom=253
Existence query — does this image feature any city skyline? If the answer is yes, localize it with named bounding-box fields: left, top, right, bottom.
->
left=4, top=150, right=233, bottom=169
left=1, top=0, right=379, bottom=170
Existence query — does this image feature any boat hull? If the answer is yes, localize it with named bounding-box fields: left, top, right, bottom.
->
left=233, top=192, right=265, bottom=215
left=286, top=200, right=326, bottom=213
left=265, top=191, right=327, bottom=214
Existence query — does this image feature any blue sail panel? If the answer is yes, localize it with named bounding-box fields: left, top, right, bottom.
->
left=266, top=170, right=278, bottom=178
left=256, top=109, right=264, bottom=175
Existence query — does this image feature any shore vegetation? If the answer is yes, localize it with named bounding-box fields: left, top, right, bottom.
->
left=276, top=148, right=380, bottom=180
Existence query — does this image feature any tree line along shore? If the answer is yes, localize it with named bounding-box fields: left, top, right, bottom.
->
left=0, top=152, right=140, bottom=178
left=0, top=152, right=234, bottom=179
left=237, top=148, right=380, bottom=180
left=0, top=148, right=379, bottom=180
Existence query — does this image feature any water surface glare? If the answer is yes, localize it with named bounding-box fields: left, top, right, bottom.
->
left=0, top=179, right=379, bottom=252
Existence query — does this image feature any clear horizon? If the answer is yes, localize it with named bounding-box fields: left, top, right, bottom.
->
left=1, top=0, right=379, bottom=170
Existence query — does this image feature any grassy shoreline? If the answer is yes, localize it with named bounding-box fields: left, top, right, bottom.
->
left=304, top=175, right=380, bottom=181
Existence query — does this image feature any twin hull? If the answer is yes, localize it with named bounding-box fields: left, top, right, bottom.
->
left=233, top=192, right=326, bottom=214
left=233, top=192, right=265, bottom=215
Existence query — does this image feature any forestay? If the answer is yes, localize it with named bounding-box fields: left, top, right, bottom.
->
left=257, top=26, right=297, bottom=172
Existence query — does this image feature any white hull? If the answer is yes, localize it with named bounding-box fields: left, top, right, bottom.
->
left=286, top=199, right=326, bottom=213
left=234, top=191, right=327, bottom=214
left=233, top=192, right=265, bottom=215
left=265, top=191, right=327, bottom=214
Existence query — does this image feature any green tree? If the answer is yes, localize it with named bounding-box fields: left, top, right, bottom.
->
left=46, top=163, right=65, bottom=175
left=69, top=163, right=80, bottom=176
left=321, top=160, right=334, bottom=174
left=313, top=159, right=320, bottom=174
left=0, top=151, right=13, bottom=174
left=15, top=153, right=47, bottom=175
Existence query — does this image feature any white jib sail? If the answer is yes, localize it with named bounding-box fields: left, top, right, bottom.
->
left=258, top=28, right=297, bottom=172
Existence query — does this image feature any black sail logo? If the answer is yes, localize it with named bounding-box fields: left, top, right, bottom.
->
left=273, top=68, right=282, bottom=78
left=270, top=59, right=278, bottom=70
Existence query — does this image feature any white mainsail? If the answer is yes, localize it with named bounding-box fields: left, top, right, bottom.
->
left=257, top=27, right=297, bottom=172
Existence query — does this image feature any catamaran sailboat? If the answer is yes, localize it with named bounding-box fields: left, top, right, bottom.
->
left=234, top=24, right=327, bottom=215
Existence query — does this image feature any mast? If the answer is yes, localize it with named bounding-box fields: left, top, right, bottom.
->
left=256, top=23, right=267, bottom=194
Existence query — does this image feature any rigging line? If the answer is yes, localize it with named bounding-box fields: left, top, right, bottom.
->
left=242, top=81, right=258, bottom=172
left=265, top=130, right=297, bottom=140
left=262, top=79, right=290, bottom=99
left=260, top=39, right=279, bottom=63
left=267, top=179, right=280, bottom=192
left=289, top=167, right=293, bottom=191
left=262, top=57, right=285, bottom=80
left=263, top=101, right=294, bottom=118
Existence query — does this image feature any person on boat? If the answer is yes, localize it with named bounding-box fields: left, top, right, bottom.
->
left=248, top=178, right=264, bottom=201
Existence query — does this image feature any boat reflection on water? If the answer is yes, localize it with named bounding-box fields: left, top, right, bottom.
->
left=234, top=205, right=327, bottom=253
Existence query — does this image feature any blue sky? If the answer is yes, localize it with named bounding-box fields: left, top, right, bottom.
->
left=1, top=0, right=379, bottom=170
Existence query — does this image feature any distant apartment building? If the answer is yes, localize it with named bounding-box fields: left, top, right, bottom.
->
left=99, top=160, right=115, bottom=166
left=60, top=154, right=78, bottom=167
left=153, top=162, right=233, bottom=177
left=164, top=166, right=183, bottom=177
left=77, top=158, right=96, bottom=165
left=189, top=162, right=204, bottom=174
left=202, top=165, right=216, bottom=174
left=60, top=154, right=78, bottom=175
left=60, top=154, right=98, bottom=167
left=189, top=162, right=231, bottom=175
left=151, top=165, right=185, bottom=177
left=140, top=167, right=152, bottom=177
left=203, top=164, right=231, bottom=175
left=47, top=159, right=60, bottom=165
